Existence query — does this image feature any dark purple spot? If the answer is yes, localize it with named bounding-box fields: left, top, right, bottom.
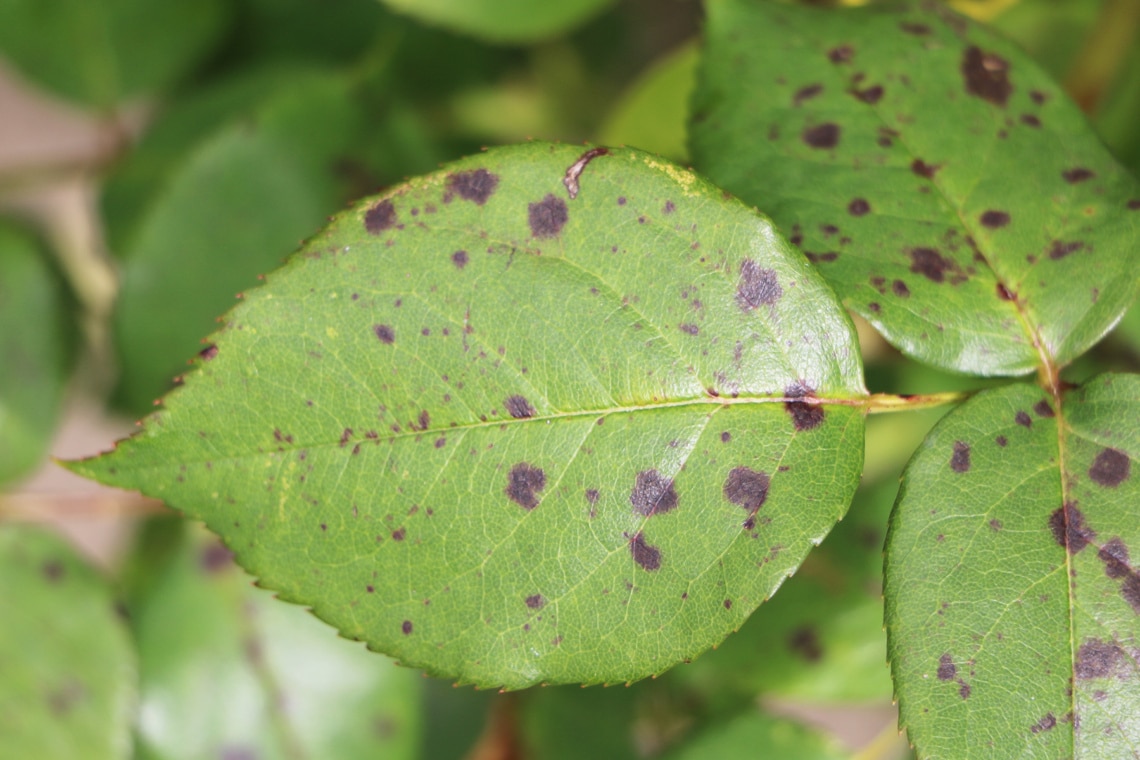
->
left=900, top=21, right=931, bottom=34
left=1015, top=411, right=1032, bottom=427
left=506, top=463, right=546, bottom=510
left=950, top=441, right=971, bottom=473
left=1089, top=448, right=1130, bottom=487
left=445, top=169, right=499, bottom=205
left=793, top=83, right=823, bottom=106
left=663, top=200, right=676, bottom=214
left=937, top=654, right=957, bottom=681
left=199, top=344, right=218, bottom=361
left=1075, top=638, right=1122, bottom=679
left=1048, top=240, right=1084, bottom=260
left=617, top=196, right=626, bottom=206
left=785, top=383, right=825, bottom=431
left=1123, top=574, right=1140, bottom=613
left=525, top=594, right=545, bottom=609
left=364, top=200, right=397, bottom=234
left=41, top=560, right=64, bottom=582
left=802, top=123, right=841, bottom=149
left=868, top=302, right=881, bottom=312
left=853, top=85, right=884, bottom=104
left=629, top=533, right=661, bottom=571
left=848, top=198, right=870, bottom=216
left=720, top=431, right=731, bottom=443
left=1098, top=537, right=1131, bottom=579
left=911, top=159, right=940, bottom=179
left=1033, top=400, right=1054, bottom=418
left=1049, top=502, right=1095, bottom=553
left=959, top=682, right=971, bottom=700
left=630, top=470, right=678, bottom=516
left=997, top=283, right=1015, bottom=301
left=585, top=488, right=599, bottom=504
left=828, top=45, right=854, bottom=63
left=434, top=438, right=446, bottom=448
left=989, top=518, right=1003, bottom=531
left=415, top=411, right=430, bottom=431
left=339, top=427, right=353, bottom=447
left=374, top=324, right=395, bottom=344
left=200, top=542, right=233, bottom=573
left=504, top=395, right=536, bottom=419
left=892, top=280, right=910, bottom=298
left=679, top=323, right=699, bottom=336
left=1062, top=168, right=1095, bottom=184
left=909, top=247, right=954, bottom=283
left=962, top=46, right=1012, bottom=107
left=996, top=436, right=1008, bottom=447
left=451, top=250, right=469, bottom=268
left=789, top=626, right=823, bottom=662
left=736, top=259, right=782, bottom=310
left=1030, top=90, right=1047, bottom=104
left=980, top=210, right=1010, bottom=228
left=723, top=467, right=770, bottom=515
left=804, top=251, right=838, bottom=263
left=529, top=194, right=568, bottom=238
left=391, top=528, right=406, bottom=542
left=1020, top=113, right=1041, bottom=128
left=1129, top=199, right=1140, bottom=210
left=401, top=620, right=413, bottom=635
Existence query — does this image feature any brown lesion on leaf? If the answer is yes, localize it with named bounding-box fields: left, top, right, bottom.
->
left=961, top=46, right=1012, bottom=107
left=630, top=470, right=679, bottom=516
left=1049, top=502, right=1095, bottom=553
left=562, top=147, right=609, bottom=200
left=444, top=169, right=499, bottom=205
left=506, top=463, right=546, bottom=510
left=1089, top=448, right=1130, bottom=487
left=629, top=532, right=661, bottom=571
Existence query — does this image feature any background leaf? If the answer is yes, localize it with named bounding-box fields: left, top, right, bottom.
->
left=691, top=0, right=1140, bottom=377
left=0, top=525, right=135, bottom=759
left=107, top=70, right=365, bottom=415
left=886, top=373, right=1140, bottom=757
left=0, top=220, right=74, bottom=487
left=72, top=143, right=865, bottom=689
left=0, top=0, right=227, bottom=109
left=123, top=518, right=421, bottom=760
left=377, top=0, right=615, bottom=44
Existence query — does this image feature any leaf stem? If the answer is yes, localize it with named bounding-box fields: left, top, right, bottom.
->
left=861, top=391, right=970, bottom=414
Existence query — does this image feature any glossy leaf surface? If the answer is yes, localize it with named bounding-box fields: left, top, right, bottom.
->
left=0, top=0, right=226, bottom=108
left=886, top=374, right=1140, bottom=757
left=0, top=221, right=72, bottom=487
left=126, top=519, right=420, bottom=760
left=0, top=525, right=134, bottom=759
left=72, top=143, right=866, bottom=689
left=378, top=0, right=613, bottom=43
left=691, top=0, right=1140, bottom=376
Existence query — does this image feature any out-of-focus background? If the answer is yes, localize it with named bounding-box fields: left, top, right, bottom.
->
left=1, top=0, right=1137, bottom=758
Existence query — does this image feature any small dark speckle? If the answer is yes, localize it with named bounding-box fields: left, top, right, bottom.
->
left=391, top=528, right=406, bottom=541
left=854, top=84, right=884, bottom=104
left=679, top=323, right=699, bottom=336
left=200, top=542, right=233, bottom=573
left=617, top=196, right=627, bottom=206
left=723, top=598, right=733, bottom=609
left=364, top=199, right=397, bottom=234
left=1089, top=448, right=1130, bottom=487
left=802, top=123, right=841, bottom=149
left=451, top=250, right=469, bottom=268
left=402, top=620, right=413, bottom=635
left=629, top=532, right=661, bottom=571
left=892, top=280, right=910, bottom=298
left=980, top=210, right=1010, bottom=228
left=911, top=159, right=940, bottom=179
left=1049, top=502, right=1095, bottom=553
left=950, top=441, right=971, bottom=473
left=900, top=21, right=931, bottom=34
left=961, top=46, right=1011, bottom=107
left=1075, top=638, right=1122, bottom=679
left=937, top=654, right=957, bottom=681
left=909, top=247, right=954, bottom=283
left=1063, top=168, right=1096, bottom=184
left=997, top=283, right=1015, bottom=301
left=959, top=682, right=971, bottom=700
left=1048, top=240, right=1084, bottom=260
left=828, top=45, right=854, bottom=63
left=630, top=470, right=678, bottom=516
left=445, top=169, right=499, bottom=205
left=664, top=200, right=676, bottom=213
left=199, top=344, right=218, bottom=361
left=789, top=626, right=823, bottom=662
left=585, top=488, right=599, bottom=505
left=989, top=518, right=1003, bottom=531
left=374, top=324, right=395, bottom=344
left=723, top=467, right=770, bottom=514
left=434, top=438, right=446, bottom=448
left=736, top=259, right=782, bottom=310
left=793, top=83, right=823, bottom=106
left=848, top=198, right=870, bottom=216
left=506, top=463, right=546, bottom=510
left=504, top=395, right=537, bottom=419
left=525, top=594, right=545, bottom=609
left=1030, top=90, right=1047, bottom=104
left=1015, top=411, right=1032, bottom=427
left=1129, top=199, right=1140, bottom=210
left=996, top=436, right=1008, bottom=447
left=1033, top=400, right=1054, bottom=418
left=785, top=383, right=825, bottom=431
left=720, top=431, right=731, bottom=443
left=42, top=560, right=65, bottom=582
left=1098, top=537, right=1130, bottom=579
left=529, top=194, right=568, bottom=238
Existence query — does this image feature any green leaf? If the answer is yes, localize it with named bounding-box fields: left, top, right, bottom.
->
left=127, top=519, right=421, bottom=760
left=0, top=0, right=227, bottom=109
left=0, top=525, right=134, bottom=759
left=108, top=72, right=364, bottom=415
left=691, top=0, right=1140, bottom=377
left=0, top=220, right=73, bottom=486
left=71, top=143, right=866, bottom=689
left=663, top=709, right=848, bottom=760
left=886, top=373, right=1140, bottom=757
left=377, top=0, right=614, bottom=44
left=598, top=41, right=700, bottom=163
